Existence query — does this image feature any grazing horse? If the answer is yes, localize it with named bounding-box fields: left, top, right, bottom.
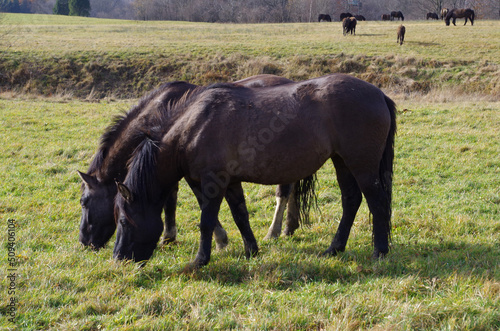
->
left=381, top=14, right=391, bottom=21
left=343, top=17, right=357, bottom=36
left=445, top=8, right=475, bottom=26
left=391, top=11, right=404, bottom=21
left=340, top=12, right=353, bottom=21
left=113, top=74, right=397, bottom=267
left=397, top=25, right=405, bottom=45
left=318, top=14, right=332, bottom=22
left=440, top=8, right=449, bottom=20
left=426, top=12, right=438, bottom=20
left=354, top=15, right=366, bottom=21
left=77, top=75, right=300, bottom=250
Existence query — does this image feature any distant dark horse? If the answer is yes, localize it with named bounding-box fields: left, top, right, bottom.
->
left=440, top=8, right=449, bottom=20
left=381, top=14, right=391, bottom=21
left=445, top=8, right=475, bottom=26
left=318, top=14, right=332, bottom=22
left=113, top=74, right=397, bottom=267
left=426, top=12, right=439, bottom=20
left=397, top=25, right=405, bottom=45
left=354, top=15, right=366, bottom=21
left=340, top=12, right=353, bottom=21
left=78, top=75, right=304, bottom=251
left=391, top=11, right=404, bottom=21
left=343, top=17, right=357, bottom=36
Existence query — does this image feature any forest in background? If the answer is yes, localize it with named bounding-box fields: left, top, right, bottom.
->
left=1, top=0, right=499, bottom=22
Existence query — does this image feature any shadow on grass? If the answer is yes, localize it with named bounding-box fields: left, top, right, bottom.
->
left=163, top=239, right=499, bottom=288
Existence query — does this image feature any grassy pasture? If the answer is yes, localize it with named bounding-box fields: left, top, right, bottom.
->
left=0, top=13, right=499, bottom=330
left=1, top=14, right=499, bottom=98
left=0, top=97, right=498, bottom=330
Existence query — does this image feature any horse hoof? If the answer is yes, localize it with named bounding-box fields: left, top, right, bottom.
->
left=161, top=236, right=176, bottom=245
left=245, top=245, right=259, bottom=259
left=215, top=237, right=228, bottom=250
left=372, top=250, right=388, bottom=260
left=320, top=248, right=340, bottom=257
left=214, top=228, right=229, bottom=250
left=282, top=226, right=297, bottom=236
left=263, top=233, right=279, bottom=240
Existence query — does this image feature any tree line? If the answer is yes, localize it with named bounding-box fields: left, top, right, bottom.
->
left=1, top=0, right=499, bottom=21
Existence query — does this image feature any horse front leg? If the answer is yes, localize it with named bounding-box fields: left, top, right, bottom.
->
left=193, top=179, right=225, bottom=267
left=186, top=178, right=229, bottom=250
left=225, top=182, right=258, bottom=258
left=161, top=182, right=178, bottom=244
left=264, top=184, right=291, bottom=239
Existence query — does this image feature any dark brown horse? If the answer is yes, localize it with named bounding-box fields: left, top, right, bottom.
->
left=318, top=14, right=332, bottom=22
left=391, top=11, right=404, bottom=21
left=426, top=12, right=438, bottom=20
left=113, top=74, right=397, bottom=267
left=445, top=8, right=475, bottom=26
left=340, top=12, right=353, bottom=21
left=343, top=17, right=357, bottom=36
left=78, top=75, right=300, bottom=251
left=440, top=8, right=449, bottom=20
left=381, top=14, right=391, bottom=21
left=397, top=25, right=405, bottom=45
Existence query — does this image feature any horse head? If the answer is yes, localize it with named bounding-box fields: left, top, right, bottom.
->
left=78, top=171, right=117, bottom=249
left=112, top=138, right=166, bottom=263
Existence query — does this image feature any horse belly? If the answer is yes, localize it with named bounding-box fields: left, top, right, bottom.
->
left=229, top=125, right=333, bottom=185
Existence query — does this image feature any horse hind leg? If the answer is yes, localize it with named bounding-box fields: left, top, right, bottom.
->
left=161, top=182, right=179, bottom=244
left=323, top=156, right=362, bottom=256
left=264, top=184, right=291, bottom=240
left=357, top=173, right=392, bottom=259
left=283, top=185, right=299, bottom=236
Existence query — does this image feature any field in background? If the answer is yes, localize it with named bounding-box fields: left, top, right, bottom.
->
left=1, top=14, right=499, bottom=98
left=0, top=13, right=499, bottom=330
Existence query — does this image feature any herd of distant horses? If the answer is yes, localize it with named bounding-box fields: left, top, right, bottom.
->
left=317, top=8, right=475, bottom=45
left=317, top=8, right=474, bottom=26
left=78, top=8, right=475, bottom=269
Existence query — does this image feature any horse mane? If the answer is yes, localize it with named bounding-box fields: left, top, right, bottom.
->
left=125, top=137, right=160, bottom=202
left=86, top=82, right=190, bottom=179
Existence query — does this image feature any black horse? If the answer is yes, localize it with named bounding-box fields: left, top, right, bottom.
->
left=78, top=75, right=307, bottom=251
left=381, top=14, right=391, bottom=21
left=354, top=15, right=366, bottom=21
left=318, top=14, right=332, bottom=22
left=113, top=74, right=397, bottom=267
left=391, top=11, right=404, bottom=21
left=343, top=17, right=357, bottom=36
left=426, top=12, right=439, bottom=20
left=340, top=12, right=353, bottom=21
left=445, top=8, right=475, bottom=26
left=440, top=8, right=449, bottom=20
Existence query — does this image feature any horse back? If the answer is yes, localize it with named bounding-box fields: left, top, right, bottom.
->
left=167, top=74, right=392, bottom=185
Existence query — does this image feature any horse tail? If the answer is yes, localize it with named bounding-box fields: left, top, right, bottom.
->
left=380, top=95, right=397, bottom=240
left=294, top=173, right=318, bottom=226
left=470, top=10, right=475, bottom=23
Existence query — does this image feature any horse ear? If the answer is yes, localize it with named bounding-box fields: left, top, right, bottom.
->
left=116, top=182, right=133, bottom=203
left=78, top=171, right=98, bottom=189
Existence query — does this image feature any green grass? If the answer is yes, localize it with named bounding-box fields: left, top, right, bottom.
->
left=0, top=98, right=499, bottom=329
left=2, top=14, right=499, bottom=62
left=1, top=14, right=499, bottom=98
